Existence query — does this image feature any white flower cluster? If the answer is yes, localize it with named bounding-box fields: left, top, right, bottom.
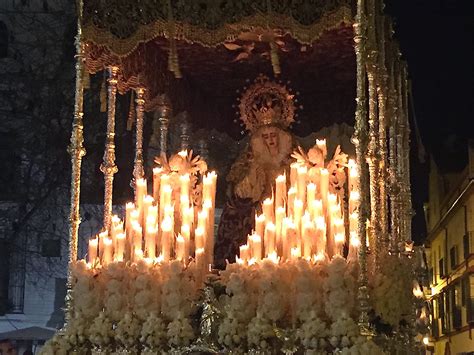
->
left=219, top=257, right=360, bottom=352
left=372, top=255, right=413, bottom=328
left=57, top=259, right=201, bottom=351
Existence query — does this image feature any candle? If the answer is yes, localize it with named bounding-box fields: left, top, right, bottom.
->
left=311, top=199, right=323, bottom=221
left=159, top=176, right=171, bottom=222
left=195, top=226, right=205, bottom=250
left=264, top=222, right=276, bottom=256
left=267, top=251, right=279, bottom=264
left=255, top=214, right=266, bottom=240
left=161, top=216, right=173, bottom=261
left=142, top=195, right=154, bottom=227
left=287, top=187, right=296, bottom=217
left=136, top=178, right=147, bottom=219
left=347, top=231, right=360, bottom=262
left=182, top=206, right=194, bottom=228
left=203, top=171, right=217, bottom=203
left=285, top=219, right=297, bottom=260
left=115, top=232, right=126, bottom=261
left=334, top=232, right=345, bottom=256
left=290, top=162, right=299, bottom=188
left=249, top=233, right=262, bottom=261
left=181, top=224, right=191, bottom=261
left=152, top=167, right=163, bottom=201
left=316, top=139, right=327, bottom=161
left=239, top=244, right=250, bottom=263
left=349, top=212, right=358, bottom=233
left=102, top=237, right=113, bottom=265
left=290, top=246, right=301, bottom=261
left=315, top=216, right=326, bottom=256
left=145, top=224, right=157, bottom=259
left=134, top=248, right=144, bottom=261
left=348, top=159, right=359, bottom=192
left=176, top=234, right=185, bottom=262
left=275, top=174, right=286, bottom=210
left=307, top=183, right=316, bottom=213
left=349, top=190, right=360, bottom=214
left=98, top=230, right=108, bottom=261
left=302, top=215, right=314, bottom=258
left=125, top=202, right=135, bottom=239
left=195, top=247, right=206, bottom=282
left=262, top=197, right=274, bottom=223
left=320, top=169, right=329, bottom=210
left=132, top=221, right=142, bottom=260
left=88, top=237, right=98, bottom=265
left=294, top=199, right=304, bottom=240
left=297, top=165, right=307, bottom=203
left=275, top=206, right=285, bottom=255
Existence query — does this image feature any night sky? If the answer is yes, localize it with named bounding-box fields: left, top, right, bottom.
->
left=385, top=0, right=473, bottom=241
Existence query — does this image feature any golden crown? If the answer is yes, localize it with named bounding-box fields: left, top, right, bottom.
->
left=237, top=74, right=297, bottom=133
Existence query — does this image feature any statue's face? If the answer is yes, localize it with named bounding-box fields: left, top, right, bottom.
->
left=261, top=126, right=279, bottom=151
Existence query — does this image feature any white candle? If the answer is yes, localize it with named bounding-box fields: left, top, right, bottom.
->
left=132, top=221, right=142, bottom=260
left=264, top=222, right=276, bottom=256
left=159, top=176, right=171, bottom=222
left=316, top=139, right=327, bottom=161
left=161, top=216, right=173, bottom=261
left=349, top=190, right=360, bottom=214
left=297, top=165, right=307, bottom=204
left=302, top=215, right=313, bottom=258
left=255, top=214, right=266, bottom=240
left=249, top=233, right=262, bottom=261
left=181, top=224, right=191, bottom=261
left=115, top=232, right=126, bottom=261
left=275, top=174, right=286, bottom=210
left=88, top=238, right=98, bottom=265
left=287, top=187, right=296, bottom=217
left=176, top=234, right=185, bottom=262
left=142, top=195, right=154, bottom=227
left=347, top=231, right=360, bottom=262
left=125, top=202, right=135, bottom=240
left=320, top=169, right=329, bottom=210
left=315, top=216, right=327, bottom=256
left=152, top=167, right=163, bottom=202
left=290, top=162, right=299, bottom=188
left=102, top=237, right=113, bottom=265
left=195, top=226, right=205, bottom=250
left=334, top=232, right=345, bottom=256
left=239, top=244, right=250, bottom=263
left=290, top=246, right=301, bottom=261
left=307, top=183, right=316, bottom=213
left=262, top=197, right=274, bottom=223
left=145, top=224, right=157, bottom=259
left=136, top=178, right=147, bottom=220
left=294, top=198, right=304, bottom=239
left=180, top=174, right=190, bottom=199
left=275, top=206, right=285, bottom=255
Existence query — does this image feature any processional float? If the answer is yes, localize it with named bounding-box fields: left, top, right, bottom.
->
left=43, top=0, right=429, bottom=353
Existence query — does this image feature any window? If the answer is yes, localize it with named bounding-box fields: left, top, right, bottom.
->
left=468, top=274, right=474, bottom=324
left=0, top=21, right=8, bottom=58
left=450, top=245, right=458, bottom=269
left=452, top=285, right=462, bottom=329
left=41, top=239, right=61, bottom=258
left=463, top=234, right=470, bottom=260
left=439, top=258, right=446, bottom=279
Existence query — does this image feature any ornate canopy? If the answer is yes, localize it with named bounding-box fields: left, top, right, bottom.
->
left=82, top=0, right=357, bottom=138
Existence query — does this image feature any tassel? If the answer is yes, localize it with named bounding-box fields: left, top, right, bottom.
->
left=83, top=70, right=90, bottom=89
left=100, top=75, right=107, bottom=112
left=270, top=42, right=281, bottom=76
left=127, top=91, right=135, bottom=131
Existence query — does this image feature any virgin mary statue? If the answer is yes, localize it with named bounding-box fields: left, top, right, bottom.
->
left=215, top=75, right=298, bottom=268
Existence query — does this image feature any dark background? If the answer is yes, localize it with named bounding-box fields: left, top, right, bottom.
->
left=386, top=0, right=473, bottom=242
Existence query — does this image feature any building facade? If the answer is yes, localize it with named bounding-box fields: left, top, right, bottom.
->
left=424, top=141, right=474, bottom=354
